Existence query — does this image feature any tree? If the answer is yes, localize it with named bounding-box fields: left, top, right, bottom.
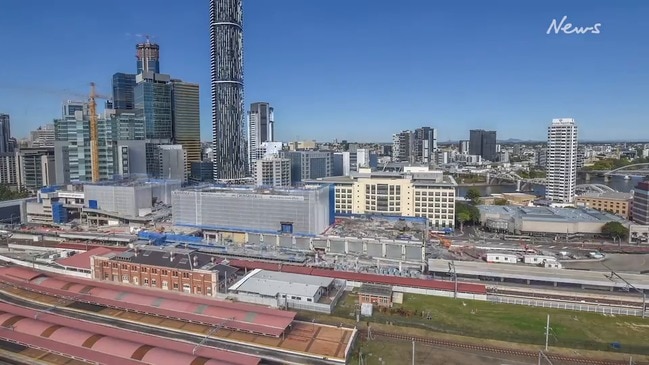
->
left=601, top=221, right=629, bottom=241
left=464, top=188, right=481, bottom=204
left=456, top=212, right=471, bottom=232
left=455, top=202, right=480, bottom=227
left=0, top=185, right=30, bottom=202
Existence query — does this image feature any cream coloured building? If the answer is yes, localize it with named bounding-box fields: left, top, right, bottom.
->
left=307, top=167, right=457, bottom=229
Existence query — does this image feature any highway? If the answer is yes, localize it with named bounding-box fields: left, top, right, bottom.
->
left=0, top=289, right=339, bottom=365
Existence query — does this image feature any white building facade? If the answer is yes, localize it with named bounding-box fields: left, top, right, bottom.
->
left=546, top=118, right=578, bottom=203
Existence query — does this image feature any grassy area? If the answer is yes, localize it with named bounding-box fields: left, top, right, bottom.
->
left=334, top=291, right=649, bottom=355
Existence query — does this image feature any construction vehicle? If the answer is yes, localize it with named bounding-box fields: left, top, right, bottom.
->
left=430, top=233, right=452, bottom=248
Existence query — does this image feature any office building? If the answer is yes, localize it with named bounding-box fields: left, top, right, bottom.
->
left=134, top=71, right=173, bottom=176
left=15, top=147, right=55, bottom=191
left=469, top=129, right=497, bottom=161
left=546, top=118, right=578, bottom=203
left=0, top=153, right=17, bottom=187
left=458, top=140, right=470, bottom=154
left=575, top=192, right=633, bottom=219
left=172, top=185, right=333, bottom=235
left=62, top=100, right=86, bottom=118
left=247, top=102, right=274, bottom=173
left=211, top=0, right=246, bottom=179
left=136, top=39, right=160, bottom=74
left=111, top=73, right=136, bottom=112
left=255, top=157, right=291, bottom=187
left=632, top=180, right=649, bottom=225
left=29, top=124, right=55, bottom=148
left=190, top=161, right=214, bottom=183
left=306, top=167, right=457, bottom=229
left=171, top=80, right=201, bottom=172
left=0, top=113, right=11, bottom=153
left=54, top=106, right=147, bottom=183
left=282, top=151, right=333, bottom=184
left=157, top=144, right=187, bottom=182
left=333, top=152, right=351, bottom=176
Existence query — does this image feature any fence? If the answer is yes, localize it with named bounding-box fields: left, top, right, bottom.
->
left=488, top=295, right=645, bottom=317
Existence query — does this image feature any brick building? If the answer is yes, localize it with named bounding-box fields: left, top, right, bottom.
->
left=91, top=245, right=238, bottom=297
left=358, top=283, right=393, bottom=307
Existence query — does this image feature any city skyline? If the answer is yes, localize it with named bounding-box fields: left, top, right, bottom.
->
left=0, top=1, right=648, bottom=143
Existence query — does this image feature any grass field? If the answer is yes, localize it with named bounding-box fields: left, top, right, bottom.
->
left=335, top=291, right=649, bottom=354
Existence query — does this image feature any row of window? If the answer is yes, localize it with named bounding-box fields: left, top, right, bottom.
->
left=104, top=262, right=192, bottom=278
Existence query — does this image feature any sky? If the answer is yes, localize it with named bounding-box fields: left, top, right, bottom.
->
left=0, top=0, right=647, bottom=143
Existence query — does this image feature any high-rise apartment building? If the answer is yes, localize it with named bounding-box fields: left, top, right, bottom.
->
left=15, top=147, right=55, bottom=191
left=545, top=118, right=578, bottom=203
left=0, top=114, right=11, bottom=153
left=136, top=39, right=160, bottom=74
left=247, top=102, right=274, bottom=173
left=29, top=124, right=55, bottom=148
left=211, top=0, right=246, bottom=179
left=632, top=180, right=649, bottom=225
left=458, top=140, right=470, bottom=154
left=392, top=127, right=437, bottom=163
left=414, top=127, right=437, bottom=163
left=469, top=129, right=497, bottom=161
left=112, top=73, right=137, bottom=112
left=157, top=145, right=187, bottom=182
left=255, top=157, right=291, bottom=187
left=171, top=80, right=201, bottom=171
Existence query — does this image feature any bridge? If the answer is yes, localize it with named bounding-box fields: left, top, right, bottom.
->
left=580, top=163, right=649, bottom=181
left=486, top=172, right=545, bottom=191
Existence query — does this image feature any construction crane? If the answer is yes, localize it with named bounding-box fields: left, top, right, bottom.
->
left=88, top=82, right=111, bottom=182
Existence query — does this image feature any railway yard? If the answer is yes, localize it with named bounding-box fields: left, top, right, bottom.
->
left=2, top=227, right=649, bottom=364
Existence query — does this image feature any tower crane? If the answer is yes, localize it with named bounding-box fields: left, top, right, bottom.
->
left=87, top=82, right=111, bottom=183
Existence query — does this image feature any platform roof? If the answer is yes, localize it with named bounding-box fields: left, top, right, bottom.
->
left=229, top=269, right=334, bottom=299
left=428, top=259, right=649, bottom=290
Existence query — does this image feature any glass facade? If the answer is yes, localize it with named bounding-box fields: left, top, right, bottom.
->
left=171, top=81, right=201, bottom=168
left=112, top=73, right=136, bottom=111
left=134, top=81, right=172, bottom=140
left=211, top=0, right=246, bottom=179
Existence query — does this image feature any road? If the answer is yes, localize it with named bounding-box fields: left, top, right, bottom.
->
left=0, top=290, right=336, bottom=365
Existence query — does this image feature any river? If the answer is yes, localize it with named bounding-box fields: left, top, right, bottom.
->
left=457, top=175, right=643, bottom=198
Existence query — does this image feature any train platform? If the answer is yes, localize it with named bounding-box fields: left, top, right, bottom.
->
left=428, top=259, right=649, bottom=290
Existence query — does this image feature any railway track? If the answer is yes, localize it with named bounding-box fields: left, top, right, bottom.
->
left=0, top=286, right=337, bottom=365
left=365, top=330, right=647, bottom=365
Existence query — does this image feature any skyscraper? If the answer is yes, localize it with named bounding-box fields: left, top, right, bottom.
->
left=469, top=129, right=497, bottom=161
left=136, top=39, right=161, bottom=74
left=0, top=113, right=11, bottom=153
left=546, top=118, right=578, bottom=203
left=247, top=102, right=274, bottom=173
left=210, top=0, right=246, bottom=179
left=112, top=73, right=136, bottom=112
left=414, top=127, right=437, bottom=164
left=171, top=80, right=201, bottom=170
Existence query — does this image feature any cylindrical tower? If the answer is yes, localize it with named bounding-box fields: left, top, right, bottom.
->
left=136, top=39, right=161, bottom=74
left=210, top=0, right=246, bottom=180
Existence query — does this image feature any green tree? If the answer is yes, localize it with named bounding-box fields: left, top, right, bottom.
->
left=0, top=185, right=30, bottom=202
left=456, top=211, right=471, bottom=232
left=601, top=221, right=629, bottom=240
left=464, top=188, right=481, bottom=204
left=455, top=202, right=480, bottom=226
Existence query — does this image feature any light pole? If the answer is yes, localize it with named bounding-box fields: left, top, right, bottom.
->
left=604, top=263, right=646, bottom=319
left=544, top=314, right=550, bottom=351
left=448, top=261, right=458, bottom=299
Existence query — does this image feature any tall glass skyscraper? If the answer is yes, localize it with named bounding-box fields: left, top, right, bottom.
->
left=0, top=113, right=11, bottom=153
left=112, top=73, right=136, bottom=111
left=210, top=0, right=246, bottom=179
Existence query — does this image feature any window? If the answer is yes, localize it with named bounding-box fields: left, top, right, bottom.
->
left=162, top=281, right=169, bottom=289
left=182, top=272, right=190, bottom=279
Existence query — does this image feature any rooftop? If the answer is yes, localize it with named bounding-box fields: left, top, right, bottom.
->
left=177, top=184, right=326, bottom=196
left=358, top=283, right=392, bottom=297
left=106, top=245, right=239, bottom=278
left=479, top=205, right=629, bottom=224
left=576, top=192, right=633, bottom=200
left=324, top=215, right=428, bottom=240
left=229, top=269, right=334, bottom=299
left=55, top=247, right=119, bottom=270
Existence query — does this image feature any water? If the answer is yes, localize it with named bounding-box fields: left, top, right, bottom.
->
left=457, top=175, right=643, bottom=198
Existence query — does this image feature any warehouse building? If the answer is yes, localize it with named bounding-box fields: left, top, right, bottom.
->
left=172, top=185, right=334, bottom=235
left=478, top=205, right=630, bottom=236
left=228, top=269, right=337, bottom=309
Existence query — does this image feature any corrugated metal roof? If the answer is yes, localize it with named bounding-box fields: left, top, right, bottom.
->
left=231, top=269, right=334, bottom=298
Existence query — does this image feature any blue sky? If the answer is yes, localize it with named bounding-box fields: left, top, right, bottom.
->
left=0, top=0, right=647, bottom=142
